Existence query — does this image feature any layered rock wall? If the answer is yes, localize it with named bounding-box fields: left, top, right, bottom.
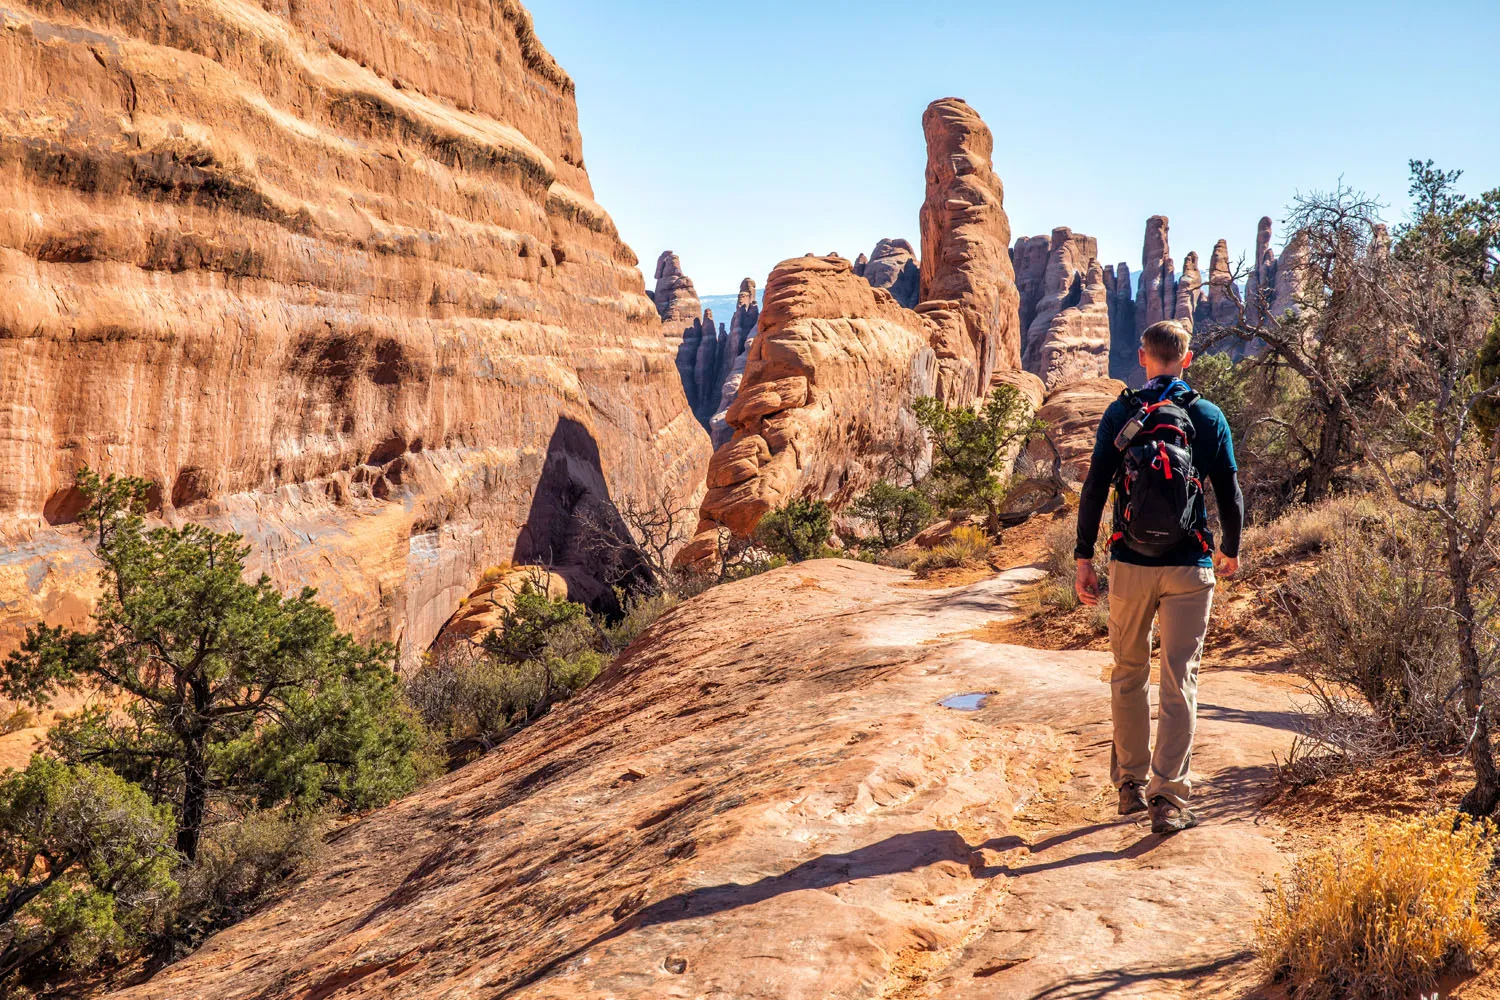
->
left=0, top=0, right=710, bottom=663
left=858, top=237, right=921, bottom=308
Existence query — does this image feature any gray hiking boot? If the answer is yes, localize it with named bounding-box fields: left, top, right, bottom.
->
left=1149, top=796, right=1199, bottom=834
left=1117, top=780, right=1148, bottom=816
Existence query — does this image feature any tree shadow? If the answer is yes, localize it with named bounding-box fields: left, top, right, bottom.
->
left=1027, top=950, right=1261, bottom=999
left=497, top=826, right=1163, bottom=996
left=512, top=416, right=645, bottom=611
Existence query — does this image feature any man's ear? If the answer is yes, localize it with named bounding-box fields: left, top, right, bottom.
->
left=1182, top=350, right=1194, bottom=370
left=1138, top=347, right=1148, bottom=367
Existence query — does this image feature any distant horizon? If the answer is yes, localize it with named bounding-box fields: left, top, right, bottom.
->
left=529, top=1, right=1499, bottom=296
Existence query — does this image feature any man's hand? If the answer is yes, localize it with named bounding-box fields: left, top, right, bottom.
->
left=1215, top=552, right=1240, bottom=578
left=1075, top=558, right=1100, bottom=606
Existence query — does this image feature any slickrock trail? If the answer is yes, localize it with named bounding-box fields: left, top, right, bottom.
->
left=115, top=560, right=1296, bottom=1000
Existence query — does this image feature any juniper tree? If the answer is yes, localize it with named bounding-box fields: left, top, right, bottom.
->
left=2, top=470, right=434, bottom=860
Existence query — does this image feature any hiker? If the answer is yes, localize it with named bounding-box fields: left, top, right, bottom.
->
left=1074, top=320, right=1243, bottom=835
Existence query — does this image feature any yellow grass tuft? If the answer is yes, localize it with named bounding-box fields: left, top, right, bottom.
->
left=1256, top=810, right=1493, bottom=1000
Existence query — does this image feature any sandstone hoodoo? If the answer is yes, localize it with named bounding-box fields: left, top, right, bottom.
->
left=709, top=278, right=762, bottom=447
left=679, top=98, right=1021, bottom=563
left=0, top=0, right=710, bottom=664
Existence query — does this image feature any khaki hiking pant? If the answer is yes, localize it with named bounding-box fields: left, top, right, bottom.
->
left=1107, top=562, right=1216, bottom=808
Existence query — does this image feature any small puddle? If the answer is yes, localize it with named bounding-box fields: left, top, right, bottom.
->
left=939, top=693, right=991, bottom=711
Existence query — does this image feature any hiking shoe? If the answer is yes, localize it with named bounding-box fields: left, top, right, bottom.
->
left=1149, top=796, right=1199, bottom=834
left=1117, top=780, right=1148, bottom=816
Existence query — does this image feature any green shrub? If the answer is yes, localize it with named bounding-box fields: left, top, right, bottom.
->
left=914, top=386, right=1042, bottom=535
left=3, top=469, right=434, bottom=862
left=0, top=757, right=178, bottom=986
left=850, top=481, right=934, bottom=548
left=752, top=497, right=832, bottom=563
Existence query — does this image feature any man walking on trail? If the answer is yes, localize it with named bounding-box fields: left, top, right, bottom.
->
left=1074, top=320, right=1243, bottom=835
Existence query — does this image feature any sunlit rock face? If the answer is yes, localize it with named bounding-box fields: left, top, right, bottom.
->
left=0, top=0, right=710, bottom=664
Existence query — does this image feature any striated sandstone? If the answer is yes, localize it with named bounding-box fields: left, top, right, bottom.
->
left=1204, top=238, right=1242, bottom=331
left=1243, top=215, right=1278, bottom=330
left=1011, top=234, right=1052, bottom=337
left=1104, top=261, right=1139, bottom=384
left=1174, top=250, right=1203, bottom=333
left=0, top=0, right=710, bottom=664
left=919, top=98, right=1021, bottom=398
left=1030, top=260, right=1112, bottom=392
left=709, top=279, right=761, bottom=448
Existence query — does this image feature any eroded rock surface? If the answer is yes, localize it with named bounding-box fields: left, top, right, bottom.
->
left=109, top=560, right=1295, bottom=1000
left=1027, top=377, right=1127, bottom=482
left=0, top=0, right=710, bottom=663
left=859, top=237, right=921, bottom=308
left=709, top=279, right=761, bottom=447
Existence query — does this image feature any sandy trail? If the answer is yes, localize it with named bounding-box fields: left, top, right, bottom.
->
left=112, top=560, right=1299, bottom=1000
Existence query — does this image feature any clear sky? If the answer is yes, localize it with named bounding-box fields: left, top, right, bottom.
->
left=529, top=2, right=1500, bottom=296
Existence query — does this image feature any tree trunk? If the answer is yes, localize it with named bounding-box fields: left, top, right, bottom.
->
left=1451, top=542, right=1500, bottom=816
left=177, top=737, right=208, bottom=861
left=1303, top=403, right=1343, bottom=503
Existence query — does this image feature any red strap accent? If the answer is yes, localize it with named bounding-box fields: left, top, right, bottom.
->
left=1157, top=441, right=1173, bottom=479
left=1142, top=400, right=1176, bottom=414
left=1157, top=426, right=1189, bottom=442
left=1195, top=530, right=1210, bottom=553
left=1109, top=531, right=1124, bottom=545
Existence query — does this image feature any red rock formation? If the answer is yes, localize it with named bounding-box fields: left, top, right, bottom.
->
left=0, top=0, right=710, bottom=663
left=1027, top=377, right=1128, bottom=482
left=1244, top=216, right=1279, bottom=329
left=681, top=256, right=936, bottom=551
left=919, top=98, right=1021, bottom=398
left=653, top=251, right=704, bottom=325
left=1031, top=261, right=1112, bottom=392
left=860, top=237, right=921, bottom=308
left=1021, top=227, right=1099, bottom=371
left=679, top=99, right=1020, bottom=563
left=709, top=279, right=761, bottom=448
left=1104, top=261, right=1138, bottom=383
left=1204, top=239, right=1242, bottom=331
left=1012, top=234, right=1052, bottom=336
left=1174, top=251, right=1203, bottom=333
left=1271, top=229, right=1311, bottom=319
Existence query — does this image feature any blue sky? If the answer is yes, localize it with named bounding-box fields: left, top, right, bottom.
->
left=529, top=2, right=1500, bottom=295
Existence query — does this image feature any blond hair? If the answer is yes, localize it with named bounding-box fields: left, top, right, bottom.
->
left=1141, top=320, right=1191, bottom=365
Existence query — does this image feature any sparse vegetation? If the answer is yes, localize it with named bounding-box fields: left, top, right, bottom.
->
left=1256, top=811, right=1493, bottom=1000
left=849, top=481, right=933, bottom=549
left=914, top=385, right=1043, bottom=537
left=913, top=525, right=990, bottom=577
left=752, top=497, right=833, bottom=563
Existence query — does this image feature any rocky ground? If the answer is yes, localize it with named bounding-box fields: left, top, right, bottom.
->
left=111, top=554, right=1308, bottom=1000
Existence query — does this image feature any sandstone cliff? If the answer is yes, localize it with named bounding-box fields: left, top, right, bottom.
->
left=1029, top=260, right=1112, bottom=392
left=1019, top=227, right=1099, bottom=373
left=709, top=279, right=761, bottom=448
left=0, top=0, right=710, bottom=663
left=680, top=99, right=1019, bottom=562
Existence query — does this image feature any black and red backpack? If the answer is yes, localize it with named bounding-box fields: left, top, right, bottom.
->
left=1110, top=381, right=1208, bottom=557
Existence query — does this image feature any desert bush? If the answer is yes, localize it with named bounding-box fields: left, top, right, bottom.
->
left=875, top=547, right=921, bottom=570
left=1239, top=492, right=1381, bottom=568
left=408, top=584, right=611, bottom=758
left=160, top=809, right=324, bottom=958
left=3, top=470, right=433, bottom=862
left=1038, top=578, right=1080, bottom=612
left=1256, top=811, right=1493, bottom=1000
left=849, top=481, right=933, bottom=548
left=0, top=707, right=32, bottom=737
left=0, top=757, right=178, bottom=987
left=599, top=591, right=682, bottom=653
left=753, top=497, right=832, bottom=563
left=1275, top=510, right=1464, bottom=746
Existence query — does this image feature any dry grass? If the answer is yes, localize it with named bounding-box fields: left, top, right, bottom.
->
left=913, top=526, right=991, bottom=578
left=1240, top=492, right=1382, bottom=571
left=1257, top=811, right=1494, bottom=1000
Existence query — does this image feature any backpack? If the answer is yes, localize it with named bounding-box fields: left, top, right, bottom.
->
left=1109, top=382, right=1208, bottom=557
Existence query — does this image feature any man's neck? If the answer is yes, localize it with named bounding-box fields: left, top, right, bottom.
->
left=1144, top=368, right=1185, bottom=382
